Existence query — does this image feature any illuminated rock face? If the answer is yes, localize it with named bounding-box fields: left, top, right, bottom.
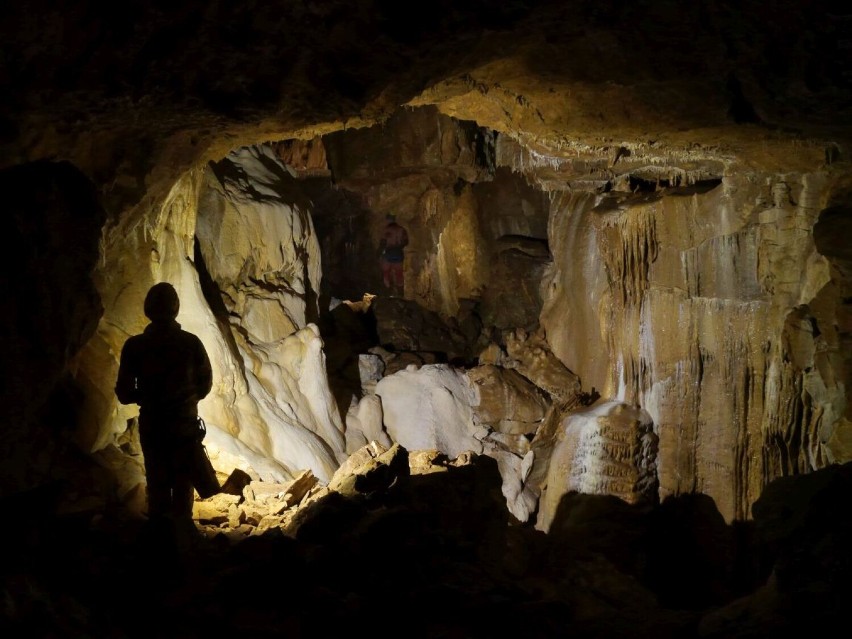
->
left=540, top=173, right=849, bottom=521
left=62, top=108, right=850, bottom=527
left=373, top=361, right=542, bottom=521
left=376, top=363, right=484, bottom=460
left=536, top=401, right=659, bottom=532
left=467, top=364, right=551, bottom=435
left=73, top=119, right=849, bottom=527
left=197, top=145, right=323, bottom=340
left=192, top=147, right=346, bottom=483
left=83, top=146, right=345, bottom=495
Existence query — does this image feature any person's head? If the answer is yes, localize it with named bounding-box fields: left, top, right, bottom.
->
left=144, top=282, right=180, bottom=322
left=386, top=213, right=396, bottom=223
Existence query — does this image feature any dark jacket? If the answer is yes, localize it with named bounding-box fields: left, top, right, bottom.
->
left=115, top=319, right=213, bottom=433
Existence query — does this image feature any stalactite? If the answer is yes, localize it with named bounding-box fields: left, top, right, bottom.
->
left=602, top=205, right=659, bottom=308
left=763, top=359, right=806, bottom=479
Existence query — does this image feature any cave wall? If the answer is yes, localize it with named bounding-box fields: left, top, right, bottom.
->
left=74, top=146, right=347, bottom=507
left=323, top=107, right=849, bottom=522
left=0, top=162, right=105, bottom=496
left=323, top=106, right=550, bottom=326
left=540, top=169, right=851, bottom=520
left=812, top=199, right=852, bottom=456
left=1, top=0, right=850, bottom=525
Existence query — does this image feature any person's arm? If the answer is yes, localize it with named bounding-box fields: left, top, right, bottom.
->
left=114, top=340, right=141, bottom=405
left=195, top=338, right=213, bottom=400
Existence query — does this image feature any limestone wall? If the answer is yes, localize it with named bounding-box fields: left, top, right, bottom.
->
left=77, top=146, right=346, bottom=504
left=541, top=170, right=849, bottom=521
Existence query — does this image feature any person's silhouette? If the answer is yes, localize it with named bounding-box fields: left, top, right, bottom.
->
left=115, top=282, right=213, bottom=538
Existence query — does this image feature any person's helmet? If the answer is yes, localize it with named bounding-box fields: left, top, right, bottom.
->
left=144, top=282, right=180, bottom=321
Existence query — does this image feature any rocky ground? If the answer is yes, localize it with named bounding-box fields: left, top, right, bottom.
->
left=3, top=443, right=850, bottom=639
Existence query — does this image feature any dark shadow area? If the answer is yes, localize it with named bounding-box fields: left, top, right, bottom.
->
left=315, top=298, right=380, bottom=423
left=0, top=160, right=106, bottom=491
left=3, top=449, right=852, bottom=637
left=726, top=73, right=762, bottom=124
left=298, top=177, right=379, bottom=303
left=542, top=461, right=852, bottom=635
left=544, top=490, right=761, bottom=612
left=193, top=237, right=246, bottom=379
left=646, top=493, right=738, bottom=609
left=813, top=205, right=852, bottom=261
left=665, top=178, right=724, bottom=196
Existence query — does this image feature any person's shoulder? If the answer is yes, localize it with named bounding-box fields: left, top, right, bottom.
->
left=178, top=328, right=208, bottom=350
left=177, top=328, right=204, bottom=342
left=120, top=332, right=147, bottom=357
left=123, top=333, right=146, bottom=347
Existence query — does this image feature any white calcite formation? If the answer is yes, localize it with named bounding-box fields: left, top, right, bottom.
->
left=376, top=363, right=485, bottom=459
left=193, top=147, right=346, bottom=482
left=536, top=400, right=658, bottom=533
left=196, top=145, right=323, bottom=339
left=374, top=361, right=551, bottom=521
left=82, top=145, right=346, bottom=505
left=344, top=393, right=391, bottom=454
left=482, top=443, right=538, bottom=522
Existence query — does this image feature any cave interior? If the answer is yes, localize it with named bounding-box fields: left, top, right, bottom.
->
left=2, top=1, right=852, bottom=637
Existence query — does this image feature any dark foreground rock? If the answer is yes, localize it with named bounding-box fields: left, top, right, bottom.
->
left=2, top=451, right=850, bottom=639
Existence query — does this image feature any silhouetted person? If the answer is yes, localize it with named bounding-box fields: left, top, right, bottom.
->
left=115, top=282, right=212, bottom=539
left=379, top=213, right=409, bottom=296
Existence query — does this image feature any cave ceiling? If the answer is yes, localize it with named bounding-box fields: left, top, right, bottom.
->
left=2, top=0, right=849, bottom=218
